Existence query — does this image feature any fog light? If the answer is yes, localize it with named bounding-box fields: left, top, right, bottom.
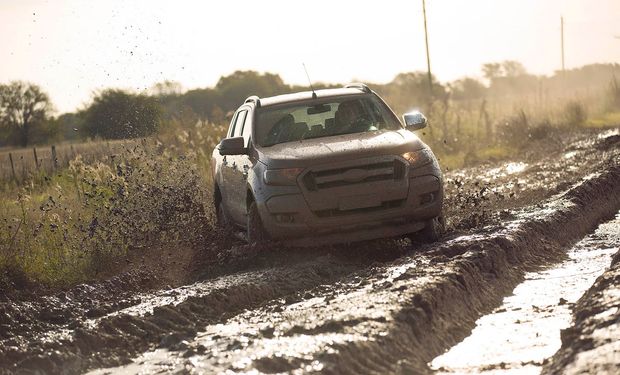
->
left=275, top=214, right=295, bottom=223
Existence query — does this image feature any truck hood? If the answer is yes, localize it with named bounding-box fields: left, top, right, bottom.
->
left=255, top=129, right=427, bottom=169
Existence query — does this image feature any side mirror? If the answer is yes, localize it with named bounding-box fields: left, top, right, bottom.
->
left=218, top=136, right=246, bottom=155
left=403, top=111, right=427, bottom=131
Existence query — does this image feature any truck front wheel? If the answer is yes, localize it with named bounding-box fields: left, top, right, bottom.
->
left=216, top=201, right=231, bottom=230
left=247, top=201, right=269, bottom=246
left=408, top=215, right=445, bottom=244
left=419, top=215, right=445, bottom=243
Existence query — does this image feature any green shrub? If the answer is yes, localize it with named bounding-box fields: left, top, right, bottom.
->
left=564, top=101, right=588, bottom=126
left=0, top=142, right=215, bottom=286
left=607, top=76, right=620, bottom=111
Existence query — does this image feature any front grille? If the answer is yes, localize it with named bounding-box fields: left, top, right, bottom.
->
left=313, top=199, right=405, bottom=218
left=304, top=159, right=406, bottom=191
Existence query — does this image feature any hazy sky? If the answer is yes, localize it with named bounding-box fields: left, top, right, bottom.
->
left=1, top=0, right=619, bottom=113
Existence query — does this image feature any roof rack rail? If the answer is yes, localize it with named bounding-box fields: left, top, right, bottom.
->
left=244, top=95, right=261, bottom=107
left=344, top=83, right=371, bottom=93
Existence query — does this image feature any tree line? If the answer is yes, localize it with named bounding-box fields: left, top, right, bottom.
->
left=1, top=61, right=618, bottom=147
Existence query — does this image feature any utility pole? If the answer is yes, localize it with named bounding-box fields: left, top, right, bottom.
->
left=422, top=0, right=433, bottom=96
left=561, top=16, right=565, bottom=72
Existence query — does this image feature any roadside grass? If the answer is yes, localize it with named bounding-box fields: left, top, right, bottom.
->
left=585, top=111, right=620, bottom=128
left=475, top=145, right=516, bottom=161
left=0, top=139, right=134, bottom=184
left=407, top=91, right=614, bottom=170
left=0, top=89, right=617, bottom=290
left=0, top=123, right=226, bottom=288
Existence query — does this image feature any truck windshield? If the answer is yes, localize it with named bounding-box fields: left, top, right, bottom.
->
left=255, top=95, right=402, bottom=147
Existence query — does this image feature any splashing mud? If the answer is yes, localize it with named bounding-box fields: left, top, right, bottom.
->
left=485, top=162, right=528, bottom=178
left=1, top=128, right=619, bottom=374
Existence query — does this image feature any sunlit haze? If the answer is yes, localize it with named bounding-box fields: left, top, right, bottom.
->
left=1, top=0, right=619, bottom=113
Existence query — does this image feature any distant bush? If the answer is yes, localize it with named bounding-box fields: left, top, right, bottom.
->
left=607, top=76, right=620, bottom=111
left=450, top=78, right=487, bottom=100
left=84, top=89, right=163, bottom=139
left=498, top=109, right=530, bottom=147
left=529, top=119, right=553, bottom=141
left=564, top=101, right=588, bottom=127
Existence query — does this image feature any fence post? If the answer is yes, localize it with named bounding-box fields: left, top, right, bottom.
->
left=20, top=156, right=26, bottom=180
left=51, top=145, right=58, bottom=170
left=9, top=152, right=17, bottom=181
left=33, top=147, right=39, bottom=170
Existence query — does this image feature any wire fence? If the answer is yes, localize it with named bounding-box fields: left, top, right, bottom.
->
left=0, top=140, right=136, bottom=183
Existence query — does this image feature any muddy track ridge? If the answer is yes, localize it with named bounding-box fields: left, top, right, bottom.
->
left=309, top=166, right=620, bottom=373
left=543, top=241, right=620, bottom=374
left=87, top=163, right=620, bottom=374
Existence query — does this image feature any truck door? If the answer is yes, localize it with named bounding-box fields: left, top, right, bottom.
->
left=224, top=108, right=250, bottom=224
left=228, top=107, right=256, bottom=225
left=220, top=109, right=245, bottom=226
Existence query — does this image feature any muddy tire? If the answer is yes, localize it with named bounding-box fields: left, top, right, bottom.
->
left=247, top=201, right=268, bottom=246
left=419, top=216, right=445, bottom=243
left=216, top=201, right=231, bottom=230
left=409, top=215, right=444, bottom=244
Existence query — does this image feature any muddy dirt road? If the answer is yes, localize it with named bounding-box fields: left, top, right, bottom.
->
left=1, top=128, right=619, bottom=374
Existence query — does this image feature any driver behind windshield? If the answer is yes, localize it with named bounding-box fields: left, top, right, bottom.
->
left=332, top=99, right=377, bottom=135
left=257, top=96, right=398, bottom=147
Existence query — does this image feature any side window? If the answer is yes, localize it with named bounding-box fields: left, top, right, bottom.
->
left=241, top=110, right=252, bottom=144
left=234, top=110, right=248, bottom=137
left=227, top=112, right=239, bottom=138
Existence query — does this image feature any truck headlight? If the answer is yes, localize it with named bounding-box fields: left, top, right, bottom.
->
left=402, top=149, right=433, bottom=168
left=263, top=168, right=304, bottom=186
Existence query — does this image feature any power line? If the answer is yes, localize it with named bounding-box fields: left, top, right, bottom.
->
left=561, top=16, right=565, bottom=72
left=422, top=0, right=432, bottom=97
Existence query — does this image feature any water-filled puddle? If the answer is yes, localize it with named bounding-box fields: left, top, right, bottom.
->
left=430, top=212, right=620, bottom=374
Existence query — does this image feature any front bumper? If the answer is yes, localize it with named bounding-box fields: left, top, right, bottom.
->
left=258, top=166, right=443, bottom=246
left=285, top=219, right=426, bottom=247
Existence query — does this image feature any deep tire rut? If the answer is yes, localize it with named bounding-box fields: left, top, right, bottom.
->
left=88, top=164, right=620, bottom=374
left=0, top=257, right=365, bottom=373
left=314, top=166, right=620, bottom=373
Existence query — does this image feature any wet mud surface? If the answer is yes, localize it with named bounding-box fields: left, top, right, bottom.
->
left=86, top=163, right=620, bottom=375
left=543, top=230, right=620, bottom=374
left=0, top=128, right=619, bottom=374
left=432, top=212, right=620, bottom=374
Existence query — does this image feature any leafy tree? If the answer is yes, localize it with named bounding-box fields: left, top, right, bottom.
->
left=215, top=71, right=289, bottom=111
left=84, top=89, right=162, bottom=139
left=501, top=61, right=527, bottom=77
left=450, top=78, right=487, bottom=100
left=56, top=112, right=86, bottom=141
left=483, top=61, right=527, bottom=81
left=170, top=104, right=199, bottom=128
left=481, top=61, right=536, bottom=97
left=149, top=80, right=183, bottom=97
left=0, top=81, right=52, bottom=146
left=390, top=72, right=446, bottom=97
left=375, top=72, right=446, bottom=113
left=180, top=88, right=221, bottom=122
left=482, top=63, right=503, bottom=81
